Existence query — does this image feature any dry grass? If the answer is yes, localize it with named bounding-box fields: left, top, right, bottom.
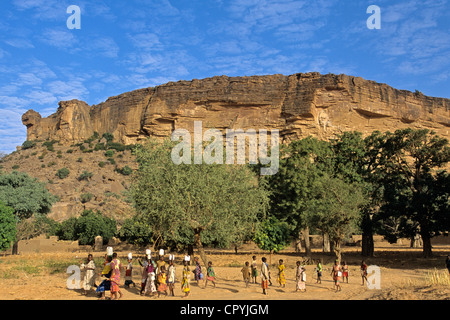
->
left=425, top=269, right=450, bottom=286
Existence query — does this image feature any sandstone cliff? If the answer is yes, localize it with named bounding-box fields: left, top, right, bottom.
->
left=22, top=73, right=450, bottom=145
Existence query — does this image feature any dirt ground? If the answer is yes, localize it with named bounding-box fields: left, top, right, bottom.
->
left=1, top=242, right=449, bottom=301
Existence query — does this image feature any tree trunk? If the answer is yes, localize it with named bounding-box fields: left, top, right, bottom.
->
left=361, top=213, right=374, bottom=257
left=295, top=232, right=302, bottom=253
left=12, top=240, right=19, bottom=255
left=323, top=233, right=330, bottom=253
left=333, top=239, right=341, bottom=262
left=303, top=227, right=311, bottom=256
left=193, top=229, right=209, bottom=266
left=421, top=233, right=433, bottom=258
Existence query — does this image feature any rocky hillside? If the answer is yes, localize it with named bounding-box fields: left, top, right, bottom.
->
left=0, top=137, right=137, bottom=222
left=1, top=72, right=449, bottom=221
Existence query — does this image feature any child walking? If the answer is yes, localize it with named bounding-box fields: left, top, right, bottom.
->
left=181, top=260, right=191, bottom=297
left=295, top=261, right=306, bottom=292
left=261, top=257, right=269, bottom=295
left=157, top=266, right=168, bottom=297
left=110, top=252, right=123, bottom=300
left=241, top=262, right=251, bottom=288
left=251, top=256, right=258, bottom=284
left=205, top=261, right=216, bottom=288
left=342, top=261, right=349, bottom=283
left=80, top=253, right=96, bottom=295
left=331, top=260, right=342, bottom=292
left=361, top=260, right=368, bottom=285
left=316, top=260, right=323, bottom=284
left=194, top=257, right=203, bottom=286
left=167, top=257, right=176, bottom=296
left=124, top=257, right=135, bottom=288
left=277, top=259, right=286, bottom=288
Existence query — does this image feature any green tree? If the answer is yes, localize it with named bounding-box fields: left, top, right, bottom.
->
left=303, top=174, right=366, bottom=261
left=55, top=168, right=70, bottom=179
left=130, top=139, right=269, bottom=266
left=253, top=216, right=290, bottom=263
left=0, top=171, right=57, bottom=253
left=267, top=136, right=334, bottom=256
left=56, top=217, right=78, bottom=241
left=0, top=202, right=16, bottom=251
left=74, top=210, right=117, bottom=245
left=378, top=129, right=450, bottom=257
left=118, top=215, right=153, bottom=247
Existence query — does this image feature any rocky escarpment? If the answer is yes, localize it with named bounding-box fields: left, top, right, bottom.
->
left=22, top=72, right=449, bottom=145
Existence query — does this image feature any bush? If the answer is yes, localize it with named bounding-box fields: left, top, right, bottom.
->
left=42, top=140, right=57, bottom=152
left=118, top=216, right=153, bottom=246
left=75, top=210, right=117, bottom=245
left=55, top=168, right=70, bottom=179
left=94, top=143, right=106, bottom=151
left=12, top=165, right=20, bottom=170
left=80, top=193, right=93, bottom=203
left=102, top=133, right=114, bottom=143
left=78, top=171, right=93, bottom=181
left=106, top=142, right=125, bottom=152
left=98, top=161, right=106, bottom=168
left=56, top=217, right=78, bottom=241
left=22, top=140, right=36, bottom=150
left=0, top=202, right=16, bottom=251
left=117, top=165, right=133, bottom=175
left=104, top=150, right=114, bottom=158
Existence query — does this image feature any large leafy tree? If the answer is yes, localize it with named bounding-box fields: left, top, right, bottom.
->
left=378, top=129, right=449, bottom=257
left=130, top=139, right=269, bottom=266
left=0, top=171, right=57, bottom=254
left=331, top=131, right=387, bottom=257
left=303, top=173, right=366, bottom=261
left=0, top=202, right=16, bottom=251
left=267, top=136, right=334, bottom=256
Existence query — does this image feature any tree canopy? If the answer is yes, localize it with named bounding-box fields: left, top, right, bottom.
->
left=130, top=139, right=269, bottom=265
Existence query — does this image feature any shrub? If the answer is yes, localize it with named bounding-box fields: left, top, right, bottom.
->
left=98, top=161, right=106, bottom=168
left=80, top=193, right=93, bottom=203
left=56, top=217, right=78, bottom=241
left=78, top=171, right=93, bottom=181
left=117, top=165, right=132, bottom=175
left=76, top=157, right=83, bottom=163
left=12, top=165, right=20, bottom=170
left=104, top=150, right=114, bottom=158
left=22, top=140, right=36, bottom=150
left=102, top=133, right=114, bottom=143
left=42, top=140, right=57, bottom=152
left=94, top=143, right=106, bottom=151
left=106, top=142, right=125, bottom=152
left=0, top=202, right=16, bottom=251
left=118, top=216, right=153, bottom=246
left=55, top=168, right=70, bottom=179
left=74, top=210, right=117, bottom=245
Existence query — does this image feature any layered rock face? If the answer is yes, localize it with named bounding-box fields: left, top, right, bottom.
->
left=22, top=73, right=450, bottom=144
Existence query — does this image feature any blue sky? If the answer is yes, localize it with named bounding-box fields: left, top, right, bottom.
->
left=0, top=0, right=449, bottom=154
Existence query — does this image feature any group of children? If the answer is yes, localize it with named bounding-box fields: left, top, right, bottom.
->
left=79, top=249, right=217, bottom=299
left=79, top=250, right=371, bottom=299
left=240, top=256, right=307, bottom=295
left=239, top=256, right=371, bottom=294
